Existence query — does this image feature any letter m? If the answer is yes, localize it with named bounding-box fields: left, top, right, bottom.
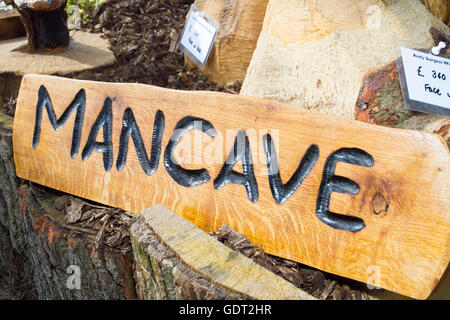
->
left=33, top=85, right=86, bottom=158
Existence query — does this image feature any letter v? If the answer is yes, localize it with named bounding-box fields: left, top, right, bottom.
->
left=263, top=134, right=319, bottom=205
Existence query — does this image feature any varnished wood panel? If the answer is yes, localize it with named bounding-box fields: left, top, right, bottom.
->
left=13, top=74, right=450, bottom=299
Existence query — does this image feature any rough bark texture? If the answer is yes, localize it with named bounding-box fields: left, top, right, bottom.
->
left=355, top=45, right=449, bottom=147
left=0, top=9, right=26, bottom=41
left=131, top=219, right=246, bottom=300
left=186, top=0, right=269, bottom=86
left=240, top=0, right=449, bottom=119
left=131, top=206, right=315, bottom=300
left=0, top=114, right=30, bottom=298
left=0, top=112, right=136, bottom=299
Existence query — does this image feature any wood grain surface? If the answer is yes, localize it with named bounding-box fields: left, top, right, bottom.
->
left=13, top=74, right=450, bottom=299
left=140, top=205, right=315, bottom=300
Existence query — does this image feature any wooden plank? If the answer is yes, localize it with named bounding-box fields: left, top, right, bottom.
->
left=13, top=74, right=450, bottom=299
left=137, top=205, right=315, bottom=300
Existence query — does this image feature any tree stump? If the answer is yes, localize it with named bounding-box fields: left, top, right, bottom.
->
left=420, top=0, right=449, bottom=26
left=131, top=205, right=315, bottom=300
left=0, top=112, right=23, bottom=297
left=0, top=112, right=136, bottom=299
left=240, top=0, right=449, bottom=119
left=185, top=0, right=269, bottom=86
left=355, top=51, right=450, bottom=147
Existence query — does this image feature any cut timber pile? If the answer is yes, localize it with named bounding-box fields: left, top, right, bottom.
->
left=186, top=0, right=269, bottom=86
left=240, top=0, right=449, bottom=142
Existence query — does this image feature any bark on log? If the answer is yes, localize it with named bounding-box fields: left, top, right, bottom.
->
left=0, top=112, right=25, bottom=297
left=131, top=218, right=245, bottom=299
left=131, top=205, right=315, bottom=300
left=355, top=56, right=450, bottom=147
left=16, top=186, right=137, bottom=299
left=0, top=9, right=26, bottom=41
left=0, top=111, right=136, bottom=299
left=240, top=0, right=449, bottom=119
left=14, top=0, right=70, bottom=52
left=186, top=0, right=269, bottom=86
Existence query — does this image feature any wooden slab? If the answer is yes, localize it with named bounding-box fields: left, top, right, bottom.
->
left=13, top=74, right=450, bottom=299
left=138, top=205, right=315, bottom=300
left=0, top=31, right=115, bottom=75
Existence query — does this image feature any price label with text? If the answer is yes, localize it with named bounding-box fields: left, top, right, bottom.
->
left=399, top=47, right=449, bottom=115
left=178, top=5, right=219, bottom=70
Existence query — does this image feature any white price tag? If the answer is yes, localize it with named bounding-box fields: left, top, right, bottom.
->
left=399, top=47, right=449, bottom=115
left=178, top=5, right=219, bottom=70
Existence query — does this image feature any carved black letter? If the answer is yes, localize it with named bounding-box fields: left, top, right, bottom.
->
left=117, top=108, right=165, bottom=175
left=214, top=130, right=258, bottom=203
left=33, top=85, right=86, bottom=158
left=164, top=116, right=216, bottom=187
left=316, top=148, right=374, bottom=233
left=263, top=134, right=319, bottom=205
left=81, top=97, right=113, bottom=172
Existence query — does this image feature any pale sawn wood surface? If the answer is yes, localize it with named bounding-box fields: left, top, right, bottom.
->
left=140, top=205, right=315, bottom=300
left=186, top=0, right=269, bottom=86
left=13, top=74, right=450, bottom=299
left=241, top=0, right=449, bottom=119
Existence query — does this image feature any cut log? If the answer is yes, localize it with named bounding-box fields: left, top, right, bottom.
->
left=420, top=0, right=450, bottom=26
left=0, top=111, right=136, bottom=299
left=240, top=0, right=449, bottom=119
left=0, top=31, right=115, bottom=75
left=0, top=112, right=24, bottom=297
left=16, top=185, right=137, bottom=299
left=185, top=0, right=269, bottom=86
left=0, top=30, right=116, bottom=107
left=355, top=57, right=450, bottom=147
left=131, top=205, right=315, bottom=300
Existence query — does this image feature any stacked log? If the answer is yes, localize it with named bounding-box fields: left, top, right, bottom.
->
left=241, top=0, right=448, bottom=117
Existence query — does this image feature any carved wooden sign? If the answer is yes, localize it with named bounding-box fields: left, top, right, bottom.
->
left=13, top=74, right=449, bottom=299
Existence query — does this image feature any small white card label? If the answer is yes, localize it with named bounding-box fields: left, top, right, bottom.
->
left=400, top=47, right=449, bottom=111
left=179, top=5, right=219, bottom=70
